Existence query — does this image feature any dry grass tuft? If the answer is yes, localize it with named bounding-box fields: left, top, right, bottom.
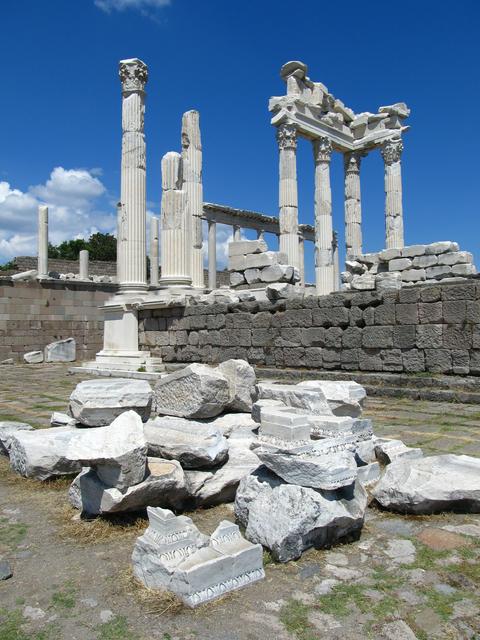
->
left=117, top=567, right=185, bottom=616
left=0, top=457, right=72, bottom=492
left=56, top=504, right=147, bottom=545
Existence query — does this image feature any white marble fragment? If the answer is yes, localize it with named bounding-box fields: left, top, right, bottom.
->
left=297, top=380, right=366, bottom=417
left=217, top=359, right=256, bottom=412
left=0, top=422, right=33, bottom=456
left=44, top=338, right=76, bottom=362
left=23, top=351, right=44, bottom=364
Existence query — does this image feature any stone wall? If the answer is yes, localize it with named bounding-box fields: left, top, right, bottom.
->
left=138, top=281, right=480, bottom=376
left=0, top=279, right=116, bottom=362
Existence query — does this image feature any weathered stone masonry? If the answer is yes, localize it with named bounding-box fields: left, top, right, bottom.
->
left=139, top=281, right=480, bottom=376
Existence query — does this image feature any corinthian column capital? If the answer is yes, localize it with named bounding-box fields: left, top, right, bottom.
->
left=313, top=136, right=333, bottom=163
left=119, top=58, right=148, bottom=93
left=381, top=138, right=403, bottom=165
left=276, top=123, right=297, bottom=150
left=344, top=151, right=363, bottom=173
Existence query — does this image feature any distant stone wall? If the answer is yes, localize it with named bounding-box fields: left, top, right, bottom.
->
left=138, top=281, right=480, bottom=376
left=0, top=279, right=116, bottom=362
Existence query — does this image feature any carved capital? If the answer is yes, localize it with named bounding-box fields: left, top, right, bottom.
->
left=381, top=139, right=403, bottom=165
left=119, top=58, right=148, bottom=93
left=313, top=136, right=333, bottom=163
left=276, top=124, right=297, bottom=150
left=344, top=151, right=362, bottom=173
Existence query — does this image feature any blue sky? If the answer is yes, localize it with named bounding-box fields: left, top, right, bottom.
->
left=0, top=0, right=479, bottom=281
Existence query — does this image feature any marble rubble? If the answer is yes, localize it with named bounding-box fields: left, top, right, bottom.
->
left=228, top=239, right=300, bottom=289
left=132, top=507, right=264, bottom=607
left=44, top=338, right=76, bottom=363
left=69, top=378, right=153, bottom=427
left=0, top=422, right=33, bottom=456
left=23, top=350, right=44, bottom=364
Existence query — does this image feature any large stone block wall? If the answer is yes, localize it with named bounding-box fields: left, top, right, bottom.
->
left=138, top=281, right=480, bottom=376
left=0, top=279, right=116, bottom=362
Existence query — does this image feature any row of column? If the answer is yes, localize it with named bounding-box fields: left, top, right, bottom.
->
left=276, top=122, right=404, bottom=294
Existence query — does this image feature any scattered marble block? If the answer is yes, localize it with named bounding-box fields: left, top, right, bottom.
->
left=256, top=382, right=332, bottom=416
left=251, top=399, right=286, bottom=423
left=357, top=462, right=382, bottom=488
left=153, top=364, right=231, bottom=419
left=374, top=438, right=423, bottom=465
left=44, top=338, right=76, bottom=362
left=235, top=468, right=367, bottom=562
left=66, top=411, right=147, bottom=490
left=309, top=415, right=373, bottom=441
left=298, top=380, right=366, bottom=417
left=9, top=426, right=81, bottom=480
left=0, top=422, right=33, bottom=456
left=372, top=454, right=480, bottom=514
left=265, top=283, right=297, bottom=300
left=69, top=378, right=153, bottom=427
left=50, top=412, right=78, bottom=428
left=217, top=359, right=256, bottom=412
left=144, top=416, right=228, bottom=469
left=23, top=350, right=44, bottom=364
left=69, top=457, right=189, bottom=515
left=203, top=412, right=257, bottom=438
left=132, top=508, right=264, bottom=607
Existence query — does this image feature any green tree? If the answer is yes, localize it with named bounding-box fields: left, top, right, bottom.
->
left=49, top=238, right=88, bottom=261
left=87, top=232, right=117, bottom=261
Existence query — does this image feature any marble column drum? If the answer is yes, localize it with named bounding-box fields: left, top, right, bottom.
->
left=381, top=139, right=405, bottom=249
left=313, top=137, right=334, bottom=295
left=277, top=123, right=300, bottom=272
left=37, top=205, right=48, bottom=278
left=150, top=217, right=159, bottom=287
left=344, top=151, right=363, bottom=258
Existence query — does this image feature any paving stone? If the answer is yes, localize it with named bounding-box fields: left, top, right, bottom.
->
left=383, top=539, right=416, bottom=564
left=380, top=620, right=418, bottom=640
left=442, top=523, right=480, bottom=537
left=314, top=578, right=340, bottom=595
left=0, top=559, right=12, bottom=580
left=417, top=527, right=472, bottom=551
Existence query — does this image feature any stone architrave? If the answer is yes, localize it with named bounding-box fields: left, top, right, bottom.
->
left=381, top=139, right=404, bottom=249
left=150, top=217, right=159, bottom=286
left=182, top=110, right=204, bottom=288
left=37, top=205, right=48, bottom=278
left=313, top=136, right=335, bottom=295
left=117, top=58, right=148, bottom=293
left=277, top=123, right=300, bottom=272
left=344, top=152, right=363, bottom=258
left=160, top=152, right=192, bottom=286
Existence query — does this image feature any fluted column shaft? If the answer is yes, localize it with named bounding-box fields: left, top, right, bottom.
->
left=160, top=152, right=192, bottom=286
left=344, top=151, right=363, bottom=258
left=313, top=137, right=334, bottom=295
left=208, top=220, right=217, bottom=290
left=79, top=250, right=89, bottom=280
left=299, top=235, right=305, bottom=286
left=118, top=58, right=148, bottom=293
left=150, top=217, right=159, bottom=286
left=277, top=123, right=300, bottom=271
left=182, top=110, right=204, bottom=288
left=37, top=205, right=48, bottom=278
left=381, top=139, right=404, bottom=249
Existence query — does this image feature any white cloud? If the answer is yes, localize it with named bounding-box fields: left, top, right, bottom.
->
left=94, top=0, right=170, bottom=13
left=202, top=222, right=247, bottom=270
left=0, top=167, right=115, bottom=263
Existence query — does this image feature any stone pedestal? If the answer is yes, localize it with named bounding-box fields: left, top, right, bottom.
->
left=277, top=123, right=300, bottom=272
left=313, top=137, right=334, bottom=295
left=344, top=152, right=363, bottom=258
left=79, top=250, right=89, bottom=280
left=37, top=205, right=48, bottom=278
left=381, top=139, right=404, bottom=249
left=150, top=217, right=159, bottom=287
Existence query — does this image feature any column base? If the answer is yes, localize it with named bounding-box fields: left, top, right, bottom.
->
left=82, top=350, right=164, bottom=373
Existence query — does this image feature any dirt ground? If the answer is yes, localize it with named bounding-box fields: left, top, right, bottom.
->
left=0, top=364, right=479, bottom=640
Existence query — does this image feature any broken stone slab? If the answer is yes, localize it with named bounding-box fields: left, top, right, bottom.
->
left=229, top=271, right=246, bottom=287
left=259, top=264, right=293, bottom=283
left=203, top=412, right=258, bottom=437
left=297, top=380, right=366, bottom=417
left=437, top=251, right=473, bottom=266
left=245, top=251, right=288, bottom=269
left=401, top=244, right=427, bottom=258
left=23, top=350, right=44, bottom=364
left=375, top=272, right=402, bottom=292
left=217, top=359, right=256, bottom=412
left=379, top=248, right=402, bottom=262
left=256, top=382, right=332, bottom=416
left=0, top=421, right=34, bottom=456
left=69, top=457, right=189, bottom=515
left=351, top=274, right=375, bottom=290
left=425, top=241, right=459, bottom=255
left=258, top=407, right=312, bottom=453
left=66, top=411, right=147, bottom=490
left=235, top=468, right=367, bottom=562
left=308, top=415, right=373, bottom=441
left=265, top=282, right=297, bottom=300
left=244, top=268, right=261, bottom=285
left=372, top=454, right=480, bottom=514
left=153, top=363, right=231, bottom=419
left=69, top=378, right=153, bottom=427
left=144, top=416, right=228, bottom=469
left=252, top=399, right=286, bottom=423
left=9, top=426, right=81, bottom=480
left=44, top=338, right=76, bottom=362
left=389, top=258, right=412, bottom=271
left=0, top=559, right=13, bottom=580
left=451, top=263, right=476, bottom=277
left=228, top=239, right=268, bottom=257
left=374, top=438, right=423, bottom=465
left=50, top=412, right=78, bottom=428
left=0, top=358, right=14, bottom=365
left=357, top=462, right=381, bottom=488
left=256, top=448, right=357, bottom=490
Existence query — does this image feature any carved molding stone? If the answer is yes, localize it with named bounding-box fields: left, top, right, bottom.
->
left=381, top=139, right=403, bottom=165
left=344, top=151, right=362, bottom=173
left=313, top=136, right=333, bottom=163
left=276, top=124, right=297, bottom=150
left=119, top=58, right=148, bottom=93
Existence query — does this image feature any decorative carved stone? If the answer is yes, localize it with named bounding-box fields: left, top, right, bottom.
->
left=119, top=58, right=148, bottom=93
left=313, top=136, right=333, bottom=163
left=381, top=139, right=403, bottom=165
left=276, top=123, right=297, bottom=150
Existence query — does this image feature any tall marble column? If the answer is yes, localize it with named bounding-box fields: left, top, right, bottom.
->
left=118, top=58, right=148, bottom=294
left=277, top=123, right=300, bottom=270
left=332, top=233, right=339, bottom=292
left=299, top=235, right=305, bottom=286
left=150, top=216, right=159, bottom=286
left=313, top=136, right=334, bottom=295
left=182, top=110, right=204, bottom=289
left=381, top=139, right=404, bottom=249
left=160, top=152, right=192, bottom=286
left=79, top=250, right=89, bottom=280
left=208, top=220, right=217, bottom=290
left=37, top=205, right=48, bottom=278
left=344, top=151, right=363, bottom=258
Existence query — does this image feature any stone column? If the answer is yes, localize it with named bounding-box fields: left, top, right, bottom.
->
left=150, top=216, right=159, bottom=286
left=344, top=151, right=363, bottom=258
left=79, top=250, right=89, bottom=280
left=233, top=225, right=241, bottom=242
left=313, top=136, right=334, bottom=295
left=277, top=123, right=300, bottom=270
left=299, top=235, right=305, bottom=286
left=118, top=58, right=148, bottom=294
left=37, top=205, right=48, bottom=278
left=332, top=233, right=339, bottom=292
left=182, top=110, right=203, bottom=289
left=256, top=229, right=265, bottom=241
left=381, top=139, right=404, bottom=249
left=208, top=220, right=217, bottom=290
left=160, top=152, right=192, bottom=286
